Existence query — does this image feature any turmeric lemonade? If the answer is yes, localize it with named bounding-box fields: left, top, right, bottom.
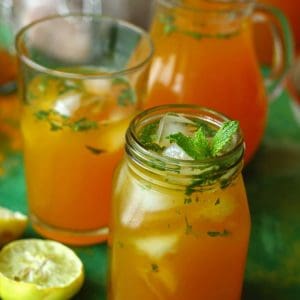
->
left=109, top=105, right=251, bottom=300
left=0, top=48, right=21, bottom=155
left=146, top=0, right=267, bottom=162
left=22, top=70, right=138, bottom=245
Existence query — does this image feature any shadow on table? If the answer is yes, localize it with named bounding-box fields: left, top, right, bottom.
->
left=243, top=281, right=300, bottom=300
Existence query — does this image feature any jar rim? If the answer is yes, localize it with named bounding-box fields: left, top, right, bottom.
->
left=126, top=104, right=244, bottom=170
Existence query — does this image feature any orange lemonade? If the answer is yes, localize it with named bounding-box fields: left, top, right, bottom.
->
left=146, top=0, right=267, bottom=162
left=261, top=0, right=300, bottom=54
left=109, top=105, right=251, bottom=300
left=21, top=71, right=139, bottom=245
left=0, top=48, right=21, bottom=154
left=0, top=48, right=16, bottom=86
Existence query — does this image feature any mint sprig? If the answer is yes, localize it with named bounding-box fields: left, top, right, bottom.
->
left=168, top=121, right=239, bottom=160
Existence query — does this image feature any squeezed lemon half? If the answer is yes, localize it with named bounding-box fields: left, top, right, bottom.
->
left=0, top=239, right=84, bottom=300
left=0, top=207, right=28, bottom=246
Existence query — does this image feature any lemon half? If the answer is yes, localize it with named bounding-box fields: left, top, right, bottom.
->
left=0, top=239, right=84, bottom=300
left=0, top=207, right=28, bottom=246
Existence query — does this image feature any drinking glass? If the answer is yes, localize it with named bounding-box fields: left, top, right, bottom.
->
left=16, top=14, right=153, bottom=245
left=0, top=0, right=103, bottom=162
left=145, top=0, right=293, bottom=162
left=108, top=104, right=250, bottom=299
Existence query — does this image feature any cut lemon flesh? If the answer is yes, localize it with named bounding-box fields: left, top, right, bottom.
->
left=0, top=207, right=28, bottom=246
left=0, top=239, right=84, bottom=300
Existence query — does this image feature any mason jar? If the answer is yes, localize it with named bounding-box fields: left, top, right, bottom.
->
left=108, top=104, right=251, bottom=300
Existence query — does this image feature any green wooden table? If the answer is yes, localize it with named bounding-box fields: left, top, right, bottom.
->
left=1, top=90, right=300, bottom=299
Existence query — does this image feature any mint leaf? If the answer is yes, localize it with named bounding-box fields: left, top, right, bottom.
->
left=193, top=127, right=211, bottom=158
left=184, top=216, right=193, bottom=235
left=69, top=118, right=98, bottom=132
left=118, top=88, right=136, bottom=106
left=139, top=121, right=159, bottom=145
left=211, top=121, right=239, bottom=156
left=143, top=143, right=165, bottom=153
left=159, top=14, right=177, bottom=35
left=151, top=263, right=159, bottom=272
left=112, top=77, right=136, bottom=106
left=207, top=229, right=230, bottom=237
left=182, top=31, right=203, bottom=40
left=112, top=77, right=128, bottom=85
left=34, top=110, right=51, bottom=121
left=50, top=122, right=62, bottom=131
left=58, top=80, right=80, bottom=95
left=168, top=132, right=201, bottom=159
left=34, top=109, right=99, bottom=132
left=85, top=145, right=105, bottom=155
left=168, top=128, right=211, bottom=160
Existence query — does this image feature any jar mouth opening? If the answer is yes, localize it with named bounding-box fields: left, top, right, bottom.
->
left=157, top=0, right=255, bottom=13
left=127, top=104, right=244, bottom=169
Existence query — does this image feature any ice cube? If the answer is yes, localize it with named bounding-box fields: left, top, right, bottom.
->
left=83, top=79, right=112, bottom=95
left=135, top=235, right=178, bottom=259
left=156, top=113, right=195, bottom=147
left=163, top=143, right=193, bottom=160
left=121, top=183, right=178, bottom=228
left=54, top=93, right=81, bottom=117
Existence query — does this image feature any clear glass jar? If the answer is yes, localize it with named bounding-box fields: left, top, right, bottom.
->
left=108, top=104, right=251, bottom=300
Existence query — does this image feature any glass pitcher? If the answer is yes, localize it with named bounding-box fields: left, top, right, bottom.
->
left=145, top=0, right=293, bottom=162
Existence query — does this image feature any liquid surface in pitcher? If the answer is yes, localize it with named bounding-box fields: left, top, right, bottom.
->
left=146, top=0, right=267, bottom=162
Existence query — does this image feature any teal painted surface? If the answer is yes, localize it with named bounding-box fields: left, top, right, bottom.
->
left=1, top=91, right=300, bottom=299
left=242, top=91, right=300, bottom=299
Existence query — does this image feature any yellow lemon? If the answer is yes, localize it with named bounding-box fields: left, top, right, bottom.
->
left=0, top=207, right=28, bottom=246
left=0, top=239, right=84, bottom=300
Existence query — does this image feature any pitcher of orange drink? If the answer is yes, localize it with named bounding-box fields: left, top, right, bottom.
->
left=146, top=0, right=294, bottom=162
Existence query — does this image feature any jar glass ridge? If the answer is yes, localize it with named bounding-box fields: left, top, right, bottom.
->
left=125, top=104, right=245, bottom=190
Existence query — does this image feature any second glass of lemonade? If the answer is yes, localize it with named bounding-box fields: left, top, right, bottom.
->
left=109, top=104, right=251, bottom=300
left=16, top=14, right=153, bottom=245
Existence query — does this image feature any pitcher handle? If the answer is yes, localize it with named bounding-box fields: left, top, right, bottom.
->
left=252, top=3, right=294, bottom=100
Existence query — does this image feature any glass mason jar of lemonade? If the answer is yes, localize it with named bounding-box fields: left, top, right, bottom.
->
left=109, top=104, right=251, bottom=300
left=16, top=14, right=153, bottom=245
left=145, top=0, right=293, bottom=162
